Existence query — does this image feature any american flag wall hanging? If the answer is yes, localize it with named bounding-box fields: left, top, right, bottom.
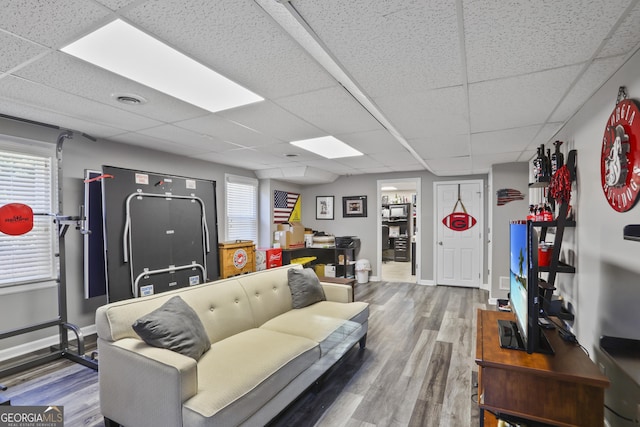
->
left=274, top=190, right=301, bottom=223
left=496, top=188, right=525, bottom=206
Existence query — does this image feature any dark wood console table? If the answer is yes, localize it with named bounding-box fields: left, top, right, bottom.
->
left=475, top=309, right=609, bottom=426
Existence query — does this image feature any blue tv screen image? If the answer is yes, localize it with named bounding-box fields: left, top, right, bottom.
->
left=510, top=222, right=528, bottom=342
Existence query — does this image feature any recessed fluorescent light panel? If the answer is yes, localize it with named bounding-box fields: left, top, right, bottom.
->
left=290, top=136, right=362, bottom=159
left=61, top=19, right=263, bottom=113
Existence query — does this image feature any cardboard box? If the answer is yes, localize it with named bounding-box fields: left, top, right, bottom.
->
left=256, top=247, right=283, bottom=271
left=276, top=222, right=305, bottom=249
left=324, top=264, right=336, bottom=278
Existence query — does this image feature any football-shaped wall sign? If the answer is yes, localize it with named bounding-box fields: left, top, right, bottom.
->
left=442, top=212, right=477, bottom=231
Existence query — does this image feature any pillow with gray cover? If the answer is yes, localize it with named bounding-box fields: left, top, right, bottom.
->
left=287, top=267, right=327, bottom=309
left=132, top=295, right=211, bottom=360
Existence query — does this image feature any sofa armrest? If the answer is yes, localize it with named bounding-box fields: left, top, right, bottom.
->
left=99, top=337, right=198, bottom=427
left=320, top=282, right=353, bottom=303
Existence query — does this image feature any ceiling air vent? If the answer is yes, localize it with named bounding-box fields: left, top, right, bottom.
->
left=113, top=93, right=147, bottom=105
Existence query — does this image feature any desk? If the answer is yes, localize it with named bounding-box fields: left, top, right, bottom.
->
left=475, top=309, right=609, bottom=427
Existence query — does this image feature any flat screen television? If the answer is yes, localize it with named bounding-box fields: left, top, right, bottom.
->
left=389, top=204, right=407, bottom=218
left=499, top=221, right=553, bottom=354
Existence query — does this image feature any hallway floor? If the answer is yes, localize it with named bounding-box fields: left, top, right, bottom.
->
left=381, top=260, right=414, bottom=283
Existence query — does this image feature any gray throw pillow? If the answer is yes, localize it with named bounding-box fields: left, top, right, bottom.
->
left=132, top=296, right=211, bottom=360
left=287, top=268, right=326, bottom=309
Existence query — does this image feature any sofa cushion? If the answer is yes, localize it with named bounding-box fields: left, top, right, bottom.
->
left=132, top=296, right=211, bottom=360
left=297, top=300, right=369, bottom=326
left=287, top=268, right=326, bottom=309
left=182, top=328, right=319, bottom=427
left=261, top=311, right=361, bottom=356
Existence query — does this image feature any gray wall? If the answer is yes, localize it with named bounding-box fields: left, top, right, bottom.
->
left=551, top=47, right=640, bottom=353
left=300, top=172, right=489, bottom=283
left=489, top=162, right=530, bottom=301
left=0, top=117, right=256, bottom=353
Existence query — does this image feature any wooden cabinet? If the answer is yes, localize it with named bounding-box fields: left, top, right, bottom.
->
left=475, top=309, right=609, bottom=426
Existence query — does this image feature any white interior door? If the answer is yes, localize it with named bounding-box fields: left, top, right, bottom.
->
left=435, top=181, right=482, bottom=287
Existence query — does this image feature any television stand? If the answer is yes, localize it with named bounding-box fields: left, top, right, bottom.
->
left=477, top=310, right=609, bottom=427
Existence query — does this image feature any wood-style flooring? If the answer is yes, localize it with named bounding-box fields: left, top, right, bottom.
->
left=0, top=281, right=489, bottom=427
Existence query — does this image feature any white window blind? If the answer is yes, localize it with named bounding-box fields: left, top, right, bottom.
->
left=225, top=175, right=258, bottom=243
left=0, top=147, right=57, bottom=287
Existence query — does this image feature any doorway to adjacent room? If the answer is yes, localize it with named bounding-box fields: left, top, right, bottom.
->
left=377, top=178, right=420, bottom=283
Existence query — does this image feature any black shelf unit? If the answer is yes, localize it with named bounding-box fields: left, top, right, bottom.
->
left=530, top=149, right=577, bottom=321
left=382, top=203, right=412, bottom=263
left=335, top=247, right=356, bottom=279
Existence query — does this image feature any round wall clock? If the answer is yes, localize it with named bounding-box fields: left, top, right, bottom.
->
left=601, top=97, right=640, bottom=212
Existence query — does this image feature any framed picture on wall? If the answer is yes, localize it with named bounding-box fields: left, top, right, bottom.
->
left=316, top=196, right=334, bottom=220
left=343, top=195, right=367, bottom=217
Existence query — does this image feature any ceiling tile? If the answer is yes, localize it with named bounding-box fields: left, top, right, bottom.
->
left=174, top=113, right=281, bottom=148
left=0, top=98, right=127, bottom=138
left=275, top=86, right=383, bottom=135
left=0, top=75, right=162, bottom=132
left=196, top=147, right=285, bottom=168
left=464, top=0, right=631, bottom=82
left=336, top=129, right=404, bottom=154
left=136, top=124, right=233, bottom=152
left=426, top=156, right=472, bottom=174
left=0, top=32, right=47, bottom=72
left=94, top=0, right=139, bottom=11
left=469, top=65, right=583, bottom=133
left=15, top=52, right=209, bottom=123
left=370, top=150, right=422, bottom=167
left=550, top=56, right=627, bottom=122
left=334, top=154, right=384, bottom=170
left=470, top=125, right=541, bottom=156
left=215, top=101, right=324, bottom=142
left=293, top=0, right=463, bottom=97
left=305, top=159, right=358, bottom=174
left=109, top=132, right=210, bottom=157
left=124, top=0, right=336, bottom=100
left=0, top=0, right=110, bottom=47
left=598, top=2, right=640, bottom=58
left=375, top=86, right=469, bottom=139
left=410, top=134, right=470, bottom=159
left=253, top=142, right=320, bottom=163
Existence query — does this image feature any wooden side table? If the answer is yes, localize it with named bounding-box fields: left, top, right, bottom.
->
left=317, top=276, right=357, bottom=301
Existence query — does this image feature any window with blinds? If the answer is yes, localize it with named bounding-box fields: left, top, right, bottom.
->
left=225, top=174, right=258, bottom=243
left=0, top=147, right=57, bottom=287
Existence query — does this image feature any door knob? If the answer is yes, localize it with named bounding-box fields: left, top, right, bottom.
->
left=438, top=241, right=443, bottom=245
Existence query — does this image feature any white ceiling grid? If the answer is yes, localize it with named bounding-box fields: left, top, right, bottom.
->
left=0, top=0, right=639, bottom=183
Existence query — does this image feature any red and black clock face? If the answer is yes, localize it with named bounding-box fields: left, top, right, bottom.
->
left=601, top=98, right=640, bottom=212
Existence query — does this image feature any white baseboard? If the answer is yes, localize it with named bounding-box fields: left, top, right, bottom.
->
left=0, top=324, right=97, bottom=363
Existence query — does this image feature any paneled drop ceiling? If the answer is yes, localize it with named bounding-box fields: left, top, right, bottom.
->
left=1, top=0, right=640, bottom=183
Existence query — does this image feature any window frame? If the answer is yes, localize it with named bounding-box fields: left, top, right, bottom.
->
left=0, top=136, right=58, bottom=288
left=224, top=174, right=258, bottom=244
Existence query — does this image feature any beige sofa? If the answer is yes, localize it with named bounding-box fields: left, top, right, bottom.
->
left=95, top=264, right=369, bottom=427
